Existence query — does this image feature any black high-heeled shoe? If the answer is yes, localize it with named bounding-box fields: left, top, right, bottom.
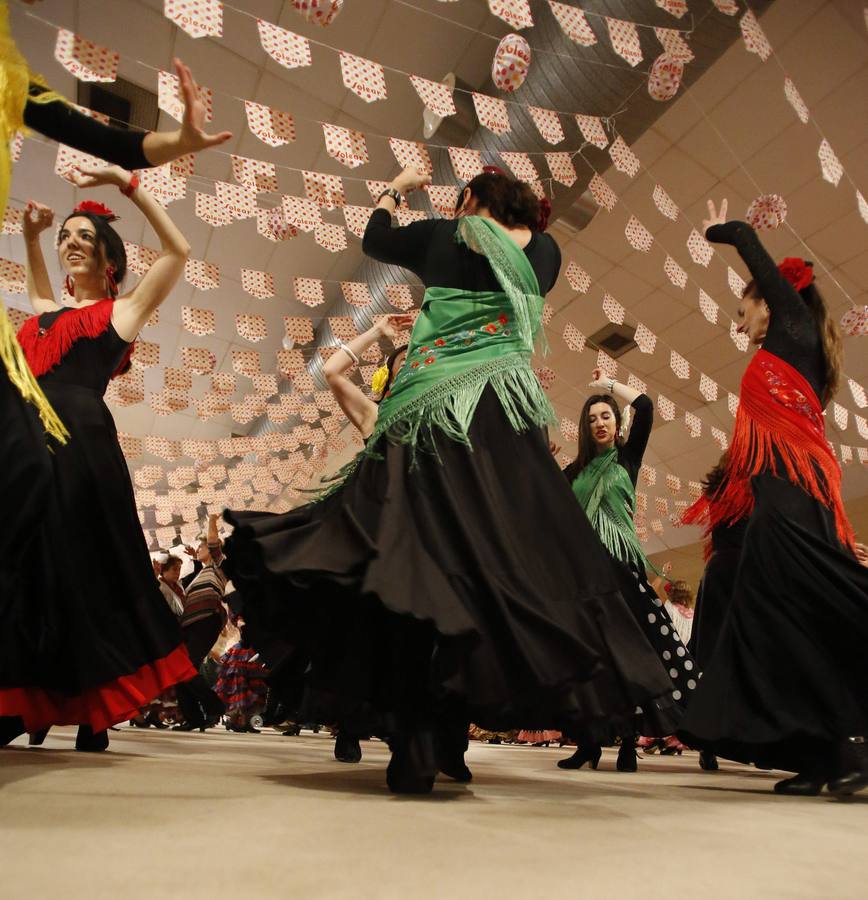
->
left=145, top=711, right=168, bottom=729
left=0, top=716, right=25, bottom=747
left=699, top=750, right=719, bottom=771
left=334, top=732, right=363, bottom=763
left=172, top=721, right=206, bottom=733
left=386, top=730, right=437, bottom=795
left=828, top=737, right=868, bottom=797
left=75, top=725, right=109, bottom=752
left=28, top=728, right=50, bottom=746
left=557, top=745, right=602, bottom=770
left=773, top=773, right=825, bottom=796
left=616, top=741, right=638, bottom=772
left=282, top=724, right=301, bottom=736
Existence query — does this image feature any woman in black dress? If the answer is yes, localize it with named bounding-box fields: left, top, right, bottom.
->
left=0, top=163, right=196, bottom=751
left=225, top=167, right=676, bottom=793
left=677, top=201, right=868, bottom=796
left=558, top=374, right=693, bottom=772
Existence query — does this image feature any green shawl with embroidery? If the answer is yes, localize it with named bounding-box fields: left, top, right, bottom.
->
left=571, top=448, right=650, bottom=570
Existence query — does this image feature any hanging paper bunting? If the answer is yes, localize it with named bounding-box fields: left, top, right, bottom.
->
left=655, top=497, right=669, bottom=516
left=283, top=317, right=315, bottom=345
left=342, top=205, right=374, bottom=239
left=488, top=0, right=533, bottom=29
left=783, top=78, right=809, bottom=125
left=181, top=305, right=215, bottom=336
left=164, top=1, right=223, bottom=38
left=257, top=19, right=312, bottom=69
left=740, top=9, right=772, bottom=61
left=499, top=151, right=539, bottom=182
left=365, top=180, right=406, bottom=208
left=528, top=106, right=565, bottom=145
left=627, top=374, right=647, bottom=395
left=746, top=193, right=788, bottom=231
left=596, top=350, right=617, bottom=378
left=711, top=426, right=729, bottom=450
left=560, top=417, right=579, bottom=442
left=241, top=268, right=275, bottom=300
left=634, top=322, right=656, bottom=354
left=641, top=464, right=657, bottom=486
left=291, top=0, right=343, bottom=26
left=55, top=144, right=107, bottom=181
left=428, top=185, right=460, bottom=219
left=0, top=259, right=26, bottom=294
left=545, top=152, right=576, bottom=187
left=124, top=242, right=158, bottom=276
left=328, top=317, right=358, bottom=343
left=144, top=308, right=160, bottom=328
left=857, top=191, right=868, bottom=225
left=181, top=346, right=216, bottom=375
left=575, top=115, right=608, bottom=150
left=652, top=184, right=679, bottom=221
left=257, top=207, right=297, bottom=243
left=472, top=93, right=511, bottom=135
left=840, top=445, right=854, bottom=465
left=135, top=164, right=186, bottom=207
left=655, top=0, right=688, bottom=17
left=699, top=373, right=718, bottom=402
left=831, top=402, right=849, bottom=431
left=856, top=415, right=868, bottom=440
left=194, top=191, right=232, bottom=227
left=322, top=123, right=369, bottom=169
left=409, top=75, right=456, bottom=118
left=727, top=392, right=739, bottom=417
left=563, top=322, right=586, bottom=352
left=818, top=139, right=843, bottom=187
left=840, top=305, right=868, bottom=337
left=236, top=314, right=268, bottom=343
left=670, top=351, right=689, bottom=379
left=730, top=320, right=749, bottom=352
left=684, top=411, right=702, bottom=438
left=492, top=34, right=532, bottom=92
left=1, top=207, right=22, bottom=235
left=184, top=258, right=220, bottom=290
left=315, top=221, right=347, bottom=252
left=231, top=155, right=278, bottom=193
left=655, top=27, right=694, bottom=63
left=55, top=29, right=119, bottom=82
left=131, top=340, right=160, bottom=369
left=686, top=228, right=713, bottom=267
left=534, top=366, right=556, bottom=391
left=245, top=101, right=295, bottom=148
left=698, top=289, right=718, bottom=324
left=858, top=448, right=868, bottom=465
left=283, top=196, right=323, bottom=233
left=565, top=262, right=591, bottom=294
left=341, top=282, right=373, bottom=308
left=303, top=171, right=346, bottom=209
left=608, top=136, right=640, bottom=177
left=389, top=138, right=432, bottom=174
left=295, top=277, right=325, bottom=307
left=626, top=216, right=653, bottom=252
left=340, top=51, right=388, bottom=103
left=118, top=433, right=143, bottom=460
left=602, top=293, right=625, bottom=325
left=606, top=18, right=642, bottom=67
left=589, top=173, right=617, bottom=212
left=276, top=348, right=306, bottom=375
left=381, top=284, right=412, bottom=313
left=648, top=55, right=684, bottom=102
left=164, top=367, right=193, bottom=393
left=541, top=302, right=554, bottom=326
left=158, top=70, right=212, bottom=123
left=548, top=2, right=596, bottom=46
left=232, top=350, right=262, bottom=377
left=727, top=266, right=746, bottom=297
left=107, top=368, right=145, bottom=406
left=448, top=146, right=483, bottom=183
left=712, top=0, right=738, bottom=14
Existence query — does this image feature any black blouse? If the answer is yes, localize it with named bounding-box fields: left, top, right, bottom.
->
left=705, top=221, right=826, bottom=402
left=362, top=209, right=562, bottom=294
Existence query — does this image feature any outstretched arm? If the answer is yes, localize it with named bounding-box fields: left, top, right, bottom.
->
left=22, top=201, right=60, bottom=314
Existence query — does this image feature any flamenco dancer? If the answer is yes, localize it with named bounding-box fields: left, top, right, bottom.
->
left=558, top=374, right=693, bottom=773
left=677, top=201, right=868, bottom=796
left=0, top=164, right=197, bottom=751
left=225, top=166, right=676, bottom=794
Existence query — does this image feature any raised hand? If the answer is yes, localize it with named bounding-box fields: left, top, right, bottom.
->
left=393, top=166, right=432, bottom=194
left=588, top=367, right=611, bottom=391
left=67, top=164, right=128, bottom=190
left=175, top=57, right=233, bottom=154
left=22, top=201, right=54, bottom=240
left=379, top=314, right=414, bottom=341
left=702, top=198, right=728, bottom=235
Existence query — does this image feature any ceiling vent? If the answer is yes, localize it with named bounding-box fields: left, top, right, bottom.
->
left=587, top=322, right=636, bottom=359
left=77, top=76, right=159, bottom=133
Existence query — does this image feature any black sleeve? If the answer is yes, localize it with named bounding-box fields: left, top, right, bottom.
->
left=361, top=208, right=440, bottom=279
left=24, top=84, right=151, bottom=170
left=181, top=559, right=203, bottom=589
left=620, top=394, right=653, bottom=483
left=544, top=233, right=562, bottom=294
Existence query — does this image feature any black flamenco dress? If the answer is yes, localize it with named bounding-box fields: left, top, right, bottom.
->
left=225, top=210, right=676, bottom=753
left=0, top=300, right=196, bottom=733
left=677, top=222, right=868, bottom=775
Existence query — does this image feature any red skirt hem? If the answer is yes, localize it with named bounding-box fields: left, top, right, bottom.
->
left=0, top=644, right=197, bottom=733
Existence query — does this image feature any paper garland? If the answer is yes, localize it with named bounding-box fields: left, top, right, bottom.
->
left=55, top=29, right=118, bottom=82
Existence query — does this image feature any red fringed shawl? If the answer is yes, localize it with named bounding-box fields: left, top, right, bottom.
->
left=684, top=349, right=854, bottom=552
left=16, top=298, right=134, bottom=379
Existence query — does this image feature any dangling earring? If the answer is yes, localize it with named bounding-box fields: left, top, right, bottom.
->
left=105, top=266, right=118, bottom=297
left=65, top=275, right=75, bottom=296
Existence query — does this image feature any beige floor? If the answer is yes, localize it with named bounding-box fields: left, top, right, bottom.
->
left=1, top=727, right=866, bottom=900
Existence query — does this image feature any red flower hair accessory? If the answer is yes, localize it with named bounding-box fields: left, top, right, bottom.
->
left=778, top=257, right=814, bottom=292
left=482, top=165, right=508, bottom=178
left=73, top=200, right=118, bottom=222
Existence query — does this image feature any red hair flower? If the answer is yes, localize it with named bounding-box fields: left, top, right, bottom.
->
left=74, top=200, right=118, bottom=221
left=778, top=257, right=814, bottom=292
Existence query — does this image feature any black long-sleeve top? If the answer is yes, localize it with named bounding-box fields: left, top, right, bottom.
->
left=705, top=221, right=826, bottom=403
left=563, top=394, right=654, bottom=488
left=362, top=208, right=562, bottom=294
left=24, top=82, right=151, bottom=170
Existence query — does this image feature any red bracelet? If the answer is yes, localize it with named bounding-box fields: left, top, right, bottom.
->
left=120, top=174, right=140, bottom=198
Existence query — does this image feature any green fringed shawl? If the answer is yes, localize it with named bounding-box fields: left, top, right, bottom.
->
left=318, top=216, right=556, bottom=494
left=571, top=448, right=650, bottom=570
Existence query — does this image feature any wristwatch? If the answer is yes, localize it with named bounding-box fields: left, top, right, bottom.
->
left=377, top=187, right=402, bottom=208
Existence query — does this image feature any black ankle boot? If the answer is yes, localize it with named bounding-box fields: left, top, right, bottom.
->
left=557, top=744, right=602, bottom=770
left=28, top=728, right=50, bottom=746
left=386, top=730, right=436, bottom=794
left=617, top=740, right=638, bottom=772
left=0, top=716, right=25, bottom=747
left=699, top=750, right=719, bottom=771
left=773, top=772, right=825, bottom=796
left=75, top=725, right=109, bottom=752
left=435, top=719, right=472, bottom=783
left=828, top=737, right=868, bottom=797
left=334, top=732, right=363, bottom=763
